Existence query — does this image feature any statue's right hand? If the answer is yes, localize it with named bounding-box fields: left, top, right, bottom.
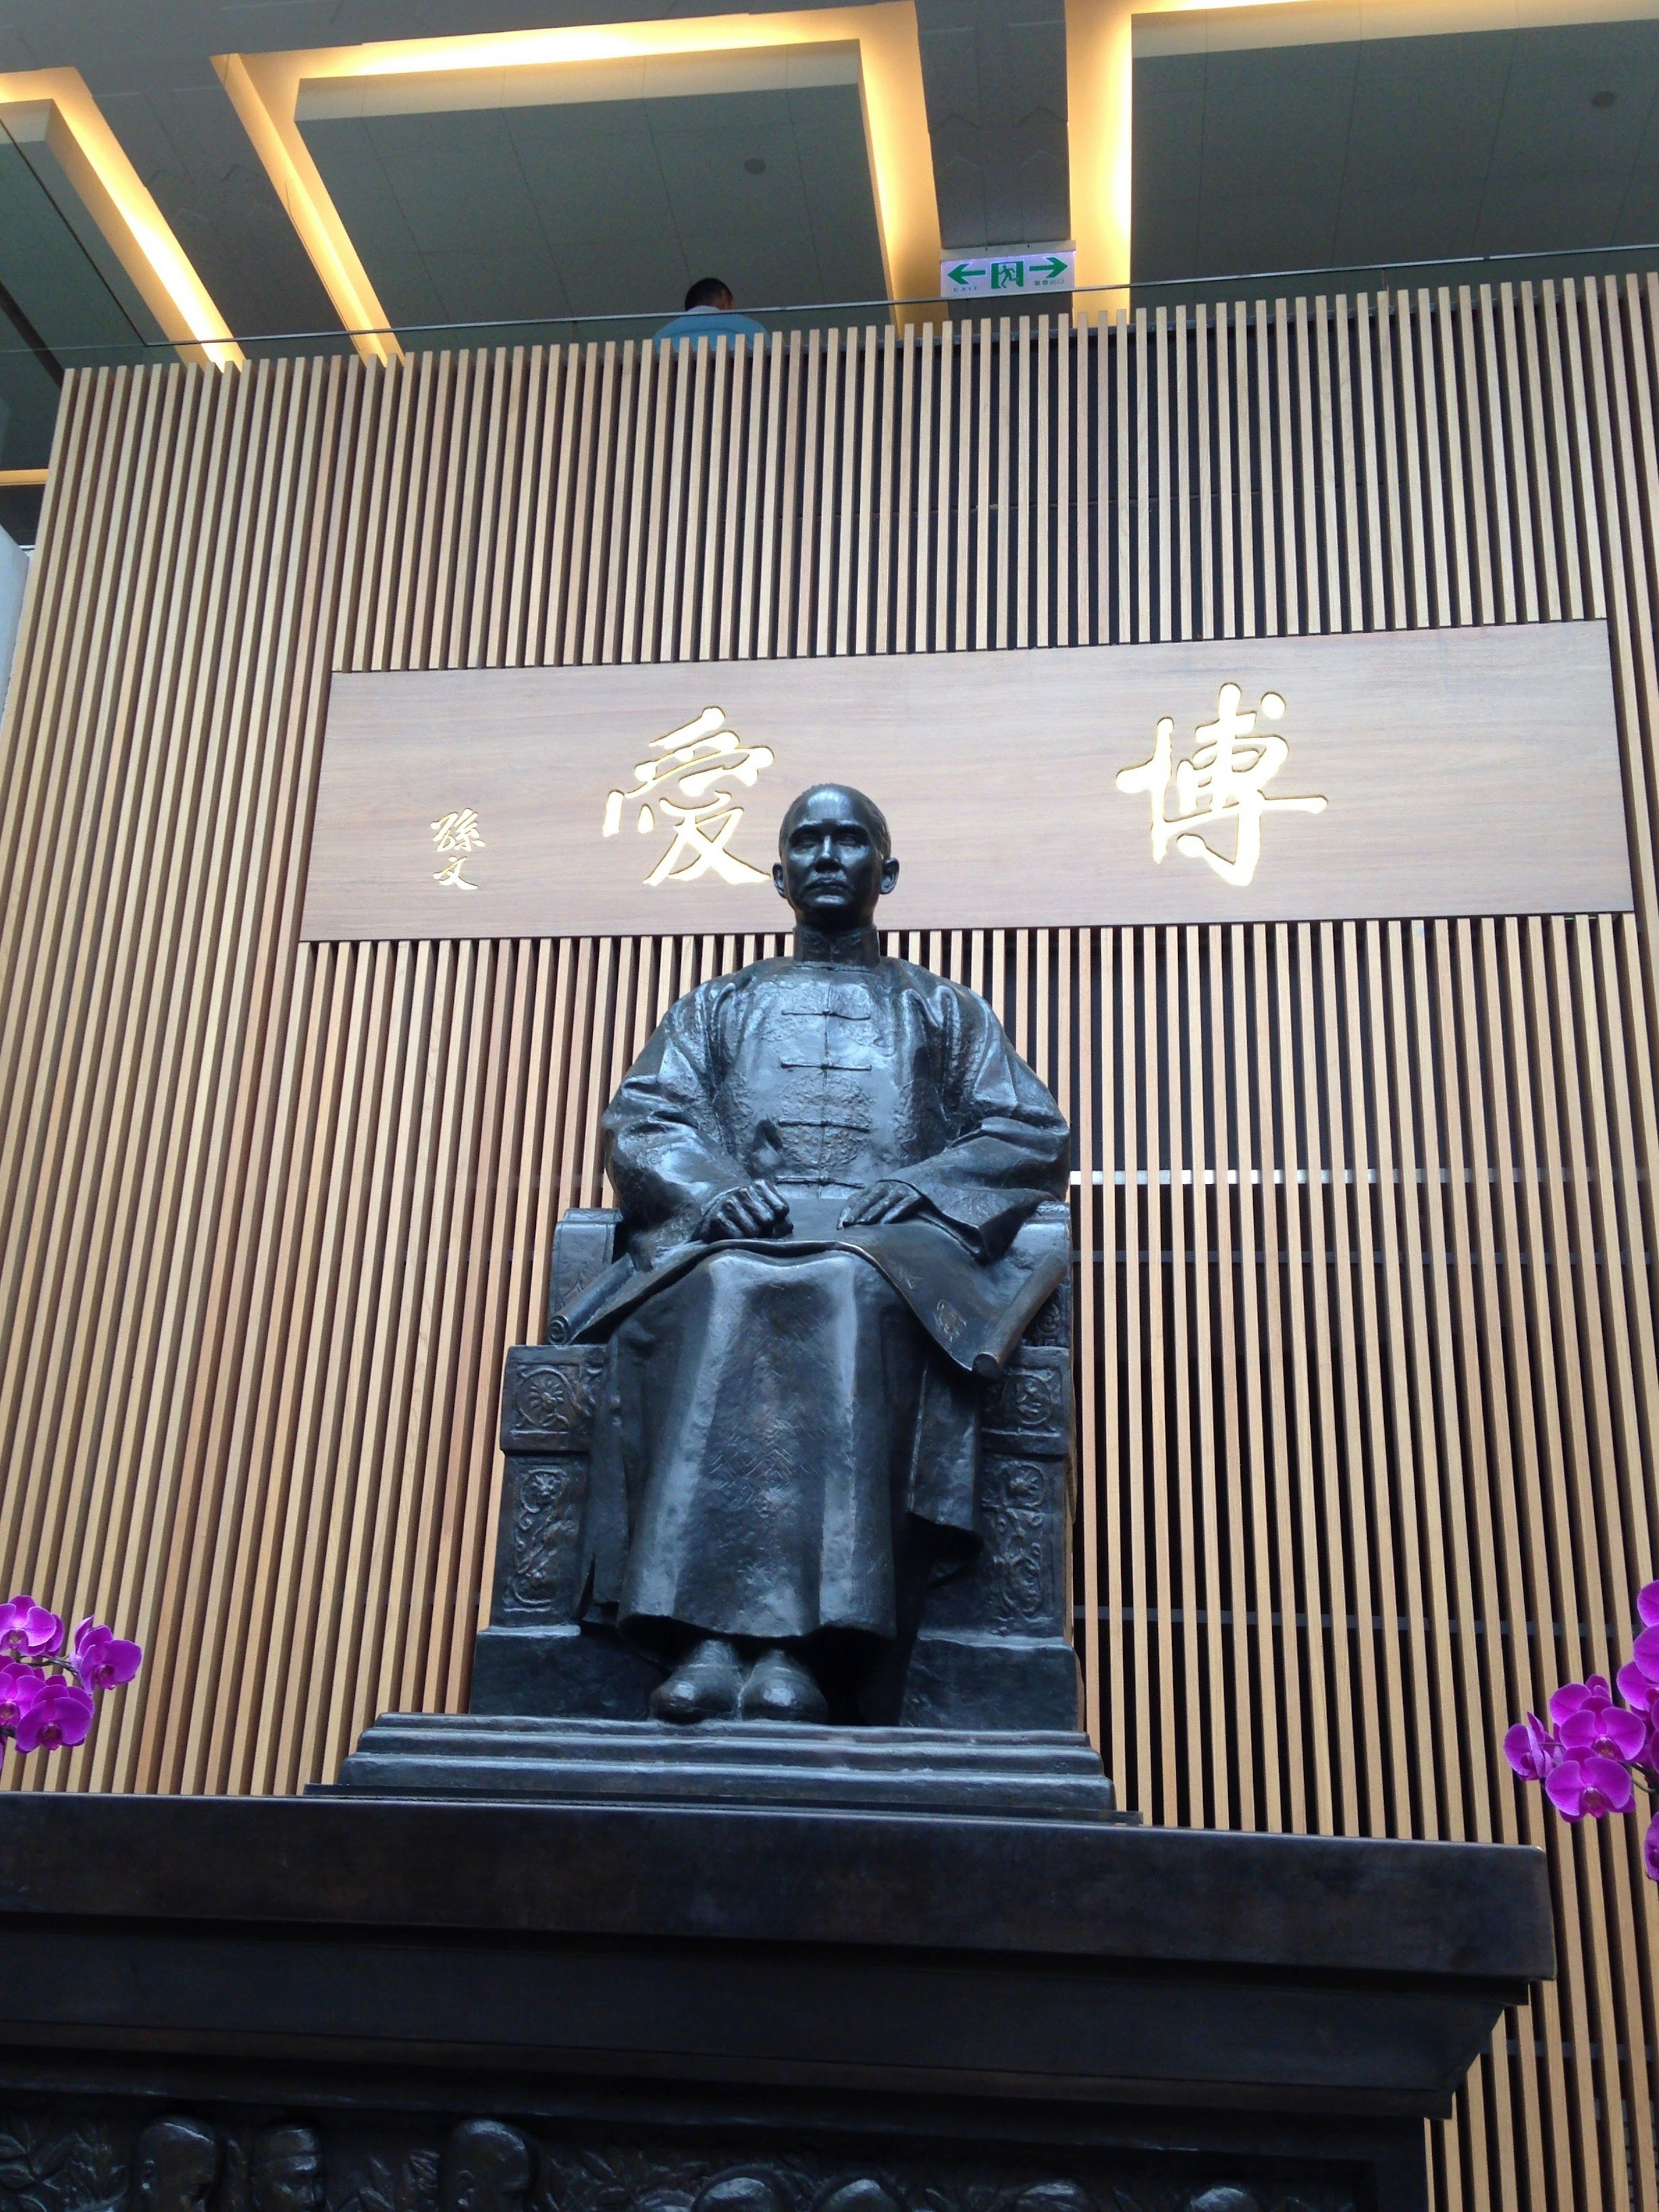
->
left=696, top=1180, right=792, bottom=1243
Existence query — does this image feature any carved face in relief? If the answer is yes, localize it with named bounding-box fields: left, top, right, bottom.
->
left=441, top=2122, right=534, bottom=2212
left=772, top=786, right=899, bottom=933
left=251, top=2131, right=324, bottom=2212
left=134, top=2121, right=219, bottom=2212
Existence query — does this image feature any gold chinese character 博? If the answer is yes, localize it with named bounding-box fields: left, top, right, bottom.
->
left=1116, top=683, right=1325, bottom=887
left=432, top=806, right=484, bottom=890
left=601, top=706, right=775, bottom=887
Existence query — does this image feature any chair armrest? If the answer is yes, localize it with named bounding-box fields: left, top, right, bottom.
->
left=549, top=1208, right=623, bottom=1337
left=1013, top=1196, right=1073, bottom=1264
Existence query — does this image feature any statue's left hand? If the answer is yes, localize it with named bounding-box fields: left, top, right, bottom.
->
left=839, top=1179, right=925, bottom=1227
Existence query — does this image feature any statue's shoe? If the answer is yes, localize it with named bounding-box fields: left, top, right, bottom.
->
left=648, top=1637, right=744, bottom=1723
left=739, top=1646, right=830, bottom=1723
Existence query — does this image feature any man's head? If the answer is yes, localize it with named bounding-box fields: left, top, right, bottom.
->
left=440, top=2122, right=533, bottom=2212
left=684, top=277, right=735, bottom=312
left=250, top=2129, right=324, bottom=2212
left=773, top=785, right=898, bottom=932
left=133, top=2120, right=219, bottom=2212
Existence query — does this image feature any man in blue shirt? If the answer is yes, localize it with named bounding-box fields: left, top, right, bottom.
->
left=655, top=276, right=769, bottom=346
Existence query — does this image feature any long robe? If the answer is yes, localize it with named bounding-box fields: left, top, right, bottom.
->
left=572, top=941, right=1070, bottom=1663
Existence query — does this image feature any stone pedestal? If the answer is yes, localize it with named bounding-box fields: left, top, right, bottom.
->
left=0, top=1783, right=1550, bottom=2212
left=327, top=1716, right=1127, bottom=1819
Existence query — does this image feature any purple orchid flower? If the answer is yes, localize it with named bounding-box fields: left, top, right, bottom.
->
left=1559, top=1705, right=1649, bottom=1762
left=1548, top=1676, right=1615, bottom=1727
left=0, top=1594, right=63, bottom=1661
left=1631, top=1624, right=1659, bottom=1687
left=70, top=1620, right=142, bottom=1693
left=0, top=1661, right=41, bottom=1733
left=1618, top=1697, right=1659, bottom=1778
left=1613, top=1669, right=1659, bottom=1756
left=1505, top=1713, right=1562, bottom=1781
left=13, top=1678, right=95, bottom=1754
left=1505, top=1586, right=1659, bottom=1878
left=1628, top=1601, right=1659, bottom=1687
left=1546, top=1754, right=1636, bottom=1821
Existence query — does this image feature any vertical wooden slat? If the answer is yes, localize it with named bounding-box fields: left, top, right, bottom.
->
left=680, top=338, right=715, bottom=663
left=716, top=337, right=747, bottom=664
left=913, top=325, right=933, bottom=655
left=819, top=329, right=842, bottom=658
left=1076, top=927, right=1102, bottom=1749
left=1216, top=306, right=1237, bottom=639
left=1237, top=304, right=1259, bottom=636
left=700, top=337, right=732, bottom=664
left=975, top=320, right=992, bottom=650
left=878, top=325, right=899, bottom=655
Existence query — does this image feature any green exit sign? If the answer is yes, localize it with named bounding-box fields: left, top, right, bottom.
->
left=941, top=249, right=1076, bottom=299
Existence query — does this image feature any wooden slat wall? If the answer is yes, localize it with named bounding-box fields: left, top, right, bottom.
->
left=3, top=290, right=1659, bottom=2209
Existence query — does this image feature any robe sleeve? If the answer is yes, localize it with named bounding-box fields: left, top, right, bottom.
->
left=601, top=983, right=750, bottom=1258
left=899, top=979, right=1071, bottom=1260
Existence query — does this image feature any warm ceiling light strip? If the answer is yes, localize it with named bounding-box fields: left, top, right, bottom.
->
left=1065, top=0, right=1132, bottom=302
left=1068, top=0, right=1587, bottom=308
left=0, top=70, right=243, bottom=369
left=217, top=5, right=942, bottom=362
left=216, top=52, right=399, bottom=366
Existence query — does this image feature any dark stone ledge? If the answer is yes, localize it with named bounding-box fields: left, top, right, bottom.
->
left=0, top=1792, right=1550, bottom=2129
left=0, top=1792, right=1551, bottom=1981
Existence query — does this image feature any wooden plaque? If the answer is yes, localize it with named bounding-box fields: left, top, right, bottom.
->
left=300, top=622, right=1630, bottom=939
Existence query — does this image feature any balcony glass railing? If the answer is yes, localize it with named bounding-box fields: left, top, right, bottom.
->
left=6, top=235, right=1659, bottom=548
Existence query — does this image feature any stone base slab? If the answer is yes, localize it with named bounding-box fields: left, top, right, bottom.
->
left=0, top=1789, right=1553, bottom=2212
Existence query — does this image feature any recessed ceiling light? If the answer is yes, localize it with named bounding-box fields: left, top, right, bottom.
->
left=1593, top=89, right=1616, bottom=107
left=744, top=156, right=766, bottom=173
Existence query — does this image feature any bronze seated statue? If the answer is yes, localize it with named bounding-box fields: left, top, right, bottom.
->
left=470, top=785, right=1082, bottom=1733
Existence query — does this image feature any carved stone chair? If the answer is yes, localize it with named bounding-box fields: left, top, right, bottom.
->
left=469, top=1199, right=1080, bottom=1732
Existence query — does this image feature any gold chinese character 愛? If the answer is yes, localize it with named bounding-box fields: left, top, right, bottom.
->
left=1116, top=683, right=1326, bottom=887
left=432, top=806, right=484, bottom=890
left=601, top=706, right=775, bottom=887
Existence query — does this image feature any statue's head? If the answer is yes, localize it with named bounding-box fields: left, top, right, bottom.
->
left=250, top=2129, right=324, bottom=2212
left=773, top=785, right=898, bottom=931
left=441, top=2122, right=533, bottom=2212
left=133, top=2120, right=220, bottom=2212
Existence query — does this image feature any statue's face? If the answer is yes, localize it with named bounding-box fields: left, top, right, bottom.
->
left=773, top=788, right=899, bottom=929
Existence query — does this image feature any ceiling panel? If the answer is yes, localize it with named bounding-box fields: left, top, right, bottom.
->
left=1127, top=58, right=1204, bottom=278
left=1328, top=33, right=1507, bottom=263
left=0, top=128, right=161, bottom=466
left=1136, top=43, right=1362, bottom=279
left=301, top=79, right=887, bottom=342
left=0, top=135, right=160, bottom=356
left=1478, top=21, right=1659, bottom=251
left=99, top=80, right=339, bottom=341
left=1134, top=14, right=1659, bottom=287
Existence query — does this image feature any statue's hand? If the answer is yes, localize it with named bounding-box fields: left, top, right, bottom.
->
left=697, top=1179, right=792, bottom=1243
left=839, top=1179, right=925, bottom=1227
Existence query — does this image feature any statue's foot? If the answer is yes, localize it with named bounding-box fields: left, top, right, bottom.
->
left=649, top=1637, right=744, bottom=1724
left=739, top=1646, right=829, bottom=1723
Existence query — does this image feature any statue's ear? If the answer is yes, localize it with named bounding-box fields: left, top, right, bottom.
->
left=772, top=859, right=789, bottom=900
left=880, top=857, right=900, bottom=896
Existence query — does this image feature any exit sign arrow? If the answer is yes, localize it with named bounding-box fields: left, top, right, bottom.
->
left=939, top=247, right=1076, bottom=300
